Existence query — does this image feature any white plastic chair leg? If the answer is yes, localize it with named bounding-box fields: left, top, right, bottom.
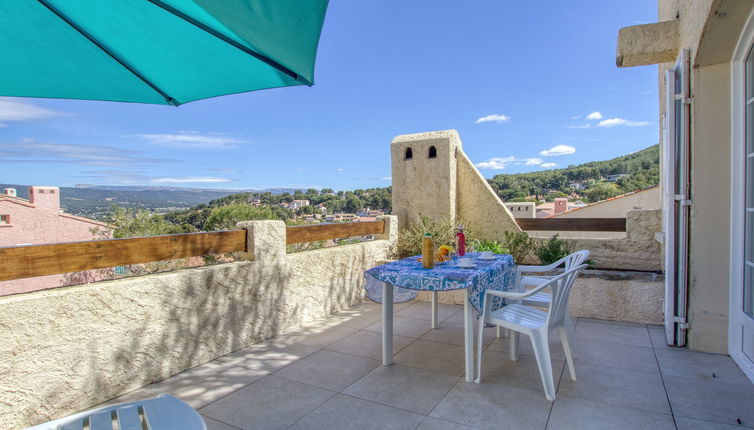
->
left=475, top=316, right=486, bottom=383
left=529, top=331, right=556, bottom=401
left=558, top=326, right=577, bottom=381
left=509, top=331, right=520, bottom=361
left=496, top=326, right=501, bottom=338
left=564, top=313, right=577, bottom=357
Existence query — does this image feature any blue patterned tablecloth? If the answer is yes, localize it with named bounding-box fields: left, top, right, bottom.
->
left=364, top=253, right=516, bottom=313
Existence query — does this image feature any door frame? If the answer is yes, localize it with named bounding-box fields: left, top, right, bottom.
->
left=663, top=49, right=691, bottom=346
left=729, top=7, right=754, bottom=383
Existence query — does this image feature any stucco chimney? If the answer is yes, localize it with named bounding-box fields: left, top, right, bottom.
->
left=553, top=198, right=568, bottom=215
left=3, top=188, right=16, bottom=197
left=29, top=186, right=61, bottom=211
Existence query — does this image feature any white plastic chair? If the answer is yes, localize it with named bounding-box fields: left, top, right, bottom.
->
left=509, top=250, right=589, bottom=335
left=476, top=264, right=587, bottom=401
left=25, top=394, right=206, bottom=430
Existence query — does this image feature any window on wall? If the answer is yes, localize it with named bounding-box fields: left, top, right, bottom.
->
left=745, top=45, right=754, bottom=318
left=0, top=215, right=10, bottom=225
left=405, top=147, right=413, bottom=160
left=428, top=146, right=437, bottom=158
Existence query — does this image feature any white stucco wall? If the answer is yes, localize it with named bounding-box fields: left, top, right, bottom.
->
left=0, top=217, right=398, bottom=430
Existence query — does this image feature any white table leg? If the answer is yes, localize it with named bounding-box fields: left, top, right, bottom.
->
left=464, top=288, right=474, bottom=382
left=431, top=291, right=438, bottom=329
left=382, top=282, right=393, bottom=366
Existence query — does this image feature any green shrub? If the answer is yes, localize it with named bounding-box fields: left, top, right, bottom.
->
left=204, top=204, right=278, bottom=231
left=535, top=234, right=573, bottom=265
left=397, top=216, right=472, bottom=259
left=502, top=231, right=535, bottom=264
left=472, top=239, right=509, bottom=255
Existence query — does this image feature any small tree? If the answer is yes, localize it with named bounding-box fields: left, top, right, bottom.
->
left=584, top=182, right=620, bottom=202
left=502, top=231, right=536, bottom=264
left=535, top=234, right=573, bottom=265
left=204, top=204, right=278, bottom=231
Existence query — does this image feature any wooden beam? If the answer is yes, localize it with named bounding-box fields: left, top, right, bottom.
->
left=286, top=220, right=385, bottom=245
left=516, top=218, right=626, bottom=232
left=0, top=230, right=247, bottom=282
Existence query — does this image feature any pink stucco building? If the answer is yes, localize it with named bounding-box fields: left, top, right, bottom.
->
left=0, top=186, right=113, bottom=295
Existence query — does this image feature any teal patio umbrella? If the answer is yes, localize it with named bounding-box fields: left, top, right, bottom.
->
left=0, top=0, right=328, bottom=106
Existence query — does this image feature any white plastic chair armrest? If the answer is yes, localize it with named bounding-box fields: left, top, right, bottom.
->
left=516, top=257, right=566, bottom=274
left=520, top=276, right=549, bottom=288
left=485, top=281, right=552, bottom=300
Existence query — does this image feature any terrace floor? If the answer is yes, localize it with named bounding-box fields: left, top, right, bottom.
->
left=105, top=301, right=754, bottom=430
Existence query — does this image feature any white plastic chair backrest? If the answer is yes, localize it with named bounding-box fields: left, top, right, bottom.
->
left=563, top=250, right=590, bottom=270
left=545, top=264, right=587, bottom=328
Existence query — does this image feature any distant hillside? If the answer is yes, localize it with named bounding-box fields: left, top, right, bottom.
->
left=487, top=144, right=659, bottom=202
left=0, top=184, right=242, bottom=220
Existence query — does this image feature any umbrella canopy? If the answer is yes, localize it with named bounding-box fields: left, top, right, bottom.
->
left=0, top=0, right=329, bottom=106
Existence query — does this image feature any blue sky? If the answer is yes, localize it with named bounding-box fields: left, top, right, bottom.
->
left=0, top=1, right=658, bottom=191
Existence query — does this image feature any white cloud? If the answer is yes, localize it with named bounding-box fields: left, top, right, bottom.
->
left=151, top=177, right=231, bottom=184
left=586, top=111, right=603, bottom=120
left=0, top=140, right=167, bottom=166
left=130, top=131, right=243, bottom=149
left=597, top=118, right=650, bottom=128
left=475, top=114, right=510, bottom=124
left=380, top=176, right=392, bottom=181
left=475, top=156, right=543, bottom=170
left=337, top=168, right=344, bottom=172
left=541, top=163, right=558, bottom=168
left=539, top=145, right=576, bottom=156
left=0, top=98, right=64, bottom=126
left=568, top=123, right=592, bottom=129
left=569, top=114, right=583, bottom=120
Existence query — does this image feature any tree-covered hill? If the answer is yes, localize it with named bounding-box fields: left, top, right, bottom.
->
left=487, top=144, right=659, bottom=202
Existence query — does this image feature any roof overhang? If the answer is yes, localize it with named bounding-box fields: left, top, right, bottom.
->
left=616, top=20, right=679, bottom=67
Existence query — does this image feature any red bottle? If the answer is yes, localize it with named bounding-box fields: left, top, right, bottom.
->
left=455, top=225, right=466, bottom=256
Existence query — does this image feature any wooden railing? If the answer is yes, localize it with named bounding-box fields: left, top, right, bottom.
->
left=286, top=219, right=385, bottom=244
left=0, top=220, right=387, bottom=283
left=0, top=230, right=248, bottom=282
left=515, top=218, right=626, bottom=232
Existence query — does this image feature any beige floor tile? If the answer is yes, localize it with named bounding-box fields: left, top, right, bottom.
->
left=217, top=342, right=318, bottom=374
left=202, top=415, right=241, bottom=430
left=479, top=349, right=565, bottom=393
left=675, top=416, right=751, bottom=429
left=199, top=375, right=335, bottom=430
left=396, top=301, right=462, bottom=322
left=394, top=339, right=466, bottom=377
left=547, top=395, right=675, bottom=430
left=655, top=348, right=751, bottom=385
left=575, top=320, right=652, bottom=348
left=573, top=341, right=659, bottom=374
left=430, top=380, right=552, bottom=430
left=274, top=349, right=380, bottom=391
left=142, top=360, right=265, bottom=408
left=665, top=375, right=754, bottom=427
left=344, top=363, right=459, bottom=415
left=420, top=322, right=496, bottom=347
left=92, top=389, right=155, bottom=408
left=557, top=362, right=671, bottom=414
left=325, top=329, right=415, bottom=360
left=364, top=316, right=434, bottom=338
left=288, top=394, right=425, bottom=430
left=417, top=416, right=482, bottom=430
left=274, top=324, right=359, bottom=348
left=485, top=331, right=567, bottom=361
left=647, top=325, right=672, bottom=349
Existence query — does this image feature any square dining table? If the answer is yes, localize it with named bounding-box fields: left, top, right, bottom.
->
left=365, top=253, right=516, bottom=382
